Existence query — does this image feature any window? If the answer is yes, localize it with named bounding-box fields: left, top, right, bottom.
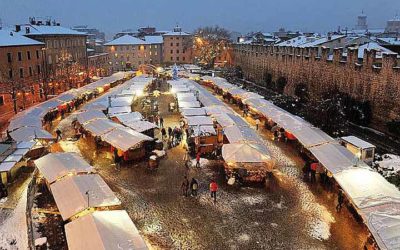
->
left=176, top=57, right=179, bottom=61
left=8, top=69, right=13, bottom=79
left=19, top=68, right=24, bottom=78
left=365, top=149, right=374, bottom=158
left=183, top=49, right=186, bottom=53
left=155, top=45, right=158, bottom=49
left=176, top=50, right=179, bottom=54
left=155, top=51, right=157, bottom=56
left=36, top=50, right=40, bottom=59
left=7, top=53, right=12, bottom=62
left=183, top=57, right=185, bottom=61
left=170, top=50, right=173, bottom=54
left=27, top=51, right=31, bottom=60
left=176, top=43, right=179, bottom=46
left=18, top=52, right=22, bottom=61
left=37, top=65, right=41, bottom=74
left=29, top=67, right=33, bottom=76
left=170, top=42, right=173, bottom=46
left=0, top=96, right=4, bottom=106
left=170, top=56, right=173, bottom=61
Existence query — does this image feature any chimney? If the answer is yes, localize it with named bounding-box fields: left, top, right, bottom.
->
left=15, top=25, right=21, bottom=32
left=9, top=32, right=13, bottom=36
left=25, top=27, right=30, bottom=34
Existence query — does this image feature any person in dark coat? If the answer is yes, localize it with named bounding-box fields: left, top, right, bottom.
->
left=56, top=128, right=62, bottom=142
left=168, top=127, right=172, bottom=139
left=181, top=176, right=189, bottom=197
left=336, top=189, right=344, bottom=212
left=161, top=127, right=167, bottom=140
left=159, top=116, right=164, bottom=128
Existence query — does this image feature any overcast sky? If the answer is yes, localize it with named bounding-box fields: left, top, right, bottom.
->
left=1, top=0, right=400, bottom=38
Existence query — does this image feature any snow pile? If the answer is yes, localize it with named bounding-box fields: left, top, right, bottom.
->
left=240, top=195, right=265, bottom=205
left=0, top=188, right=28, bottom=249
left=374, top=154, right=400, bottom=178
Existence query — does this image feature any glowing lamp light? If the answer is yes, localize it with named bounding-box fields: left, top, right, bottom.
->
left=135, top=90, right=143, bottom=96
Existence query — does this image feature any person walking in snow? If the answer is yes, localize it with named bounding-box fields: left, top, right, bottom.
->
left=195, top=152, right=201, bottom=168
left=210, top=179, right=218, bottom=202
left=181, top=176, right=189, bottom=197
left=336, top=189, right=344, bottom=212
left=56, top=128, right=62, bottom=142
left=159, top=116, right=164, bottom=128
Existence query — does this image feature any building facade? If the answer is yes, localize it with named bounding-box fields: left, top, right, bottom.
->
left=88, top=53, right=110, bottom=77
left=233, top=43, right=400, bottom=127
left=162, top=26, right=193, bottom=64
left=0, top=30, right=44, bottom=117
left=105, top=35, right=163, bottom=72
left=17, top=19, right=87, bottom=93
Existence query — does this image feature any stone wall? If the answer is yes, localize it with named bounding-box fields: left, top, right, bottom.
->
left=233, top=44, right=400, bottom=127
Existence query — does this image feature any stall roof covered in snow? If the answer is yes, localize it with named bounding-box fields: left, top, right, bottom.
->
left=124, top=120, right=157, bottom=133
left=101, top=128, right=152, bottom=151
left=34, top=152, right=93, bottom=183
left=222, top=143, right=272, bottom=164
left=9, top=127, right=54, bottom=142
left=65, top=210, right=148, bottom=250
left=334, top=168, right=400, bottom=209
left=114, top=112, right=143, bottom=123
left=181, top=108, right=206, bottom=116
left=108, top=106, right=132, bottom=116
left=50, top=174, right=120, bottom=221
left=185, top=116, right=214, bottom=126
left=365, top=212, right=400, bottom=250
left=83, top=119, right=121, bottom=137
left=308, top=143, right=357, bottom=174
left=77, top=110, right=106, bottom=124
left=341, top=136, right=375, bottom=149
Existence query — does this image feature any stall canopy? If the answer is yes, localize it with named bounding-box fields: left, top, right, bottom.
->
left=334, top=168, right=400, bottom=209
left=222, top=143, right=272, bottom=163
left=124, top=120, right=157, bottom=133
left=77, top=110, right=106, bottom=124
left=9, top=127, right=54, bottom=142
left=109, top=96, right=133, bottom=107
left=186, top=116, right=214, bottom=126
left=8, top=115, right=43, bottom=131
left=178, top=101, right=201, bottom=109
left=108, top=106, right=132, bottom=116
left=50, top=174, right=121, bottom=221
left=101, top=128, right=152, bottom=152
left=181, top=108, right=206, bottom=116
left=114, top=112, right=143, bottom=124
left=65, top=210, right=148, bottom=250
left=341, top=136, right=376, bottom=149
left=291, top=126, right=335, bottom=148
left=34, top=152, right=93, bottom=183
left=365, top=212, right=400, bottom=250
left=83, top=119, right=120, bottom=137
left=308, top=143, right=357, bottom=174
left=191, top=125, right=216, bottom=136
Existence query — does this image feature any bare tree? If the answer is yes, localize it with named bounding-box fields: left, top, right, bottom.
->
left=193, top=26, right=231, bottom=68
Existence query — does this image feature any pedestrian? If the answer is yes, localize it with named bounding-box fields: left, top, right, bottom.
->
left=310, top=162, right=318, bottom=183
left=302, top=160, right=310, bottom=182
left=161, top=127, right=166, bottom=140
left=56, top=128, right=62, bottom=142
left=336, top=189, right=344, bottom=212
left=255, top=118, right=260, bottom=130
left=190, top=178, right=199, bottom=196
left=168, top=127, right=172, bottom=139
left=114, top=148, right=121, bottom=170
left=181, top=176, right=189, bottom=197
left=159, top=116, right=164, bottom=128
left=195, top=152, right=201, bottom=168
left=210, top=179, right=218, bottom=202
left=155, top=115, right=159, bottom=127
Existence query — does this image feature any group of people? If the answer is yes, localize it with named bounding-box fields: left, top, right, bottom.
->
left=302, top=160, right=332, bottom=188
left=154, top=115, right=164, bottom=128
left=181, top=176, right=218, bottom=202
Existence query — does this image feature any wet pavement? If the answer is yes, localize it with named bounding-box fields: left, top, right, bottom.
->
left=40, top=79, right=369, bottom=249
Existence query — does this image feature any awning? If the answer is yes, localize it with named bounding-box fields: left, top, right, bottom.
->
left=34, top=152, right=93, bottom=183
left=308, top=143, right=356, bottom=174
left=108, top=106, right=132, bottom=116
left=65, top=210, right=148, bottom=250
left=50, top=174, right=121, bottom=221
left=291, top=126, right=335, bottom=148
left=178, top=101, right=201, bottom=108
left=10, top=127, right=54, bottom=142
left=124, top=120, right=157, bottom=133
left=181, top=108, right=206, bottom=116
left=83, top=119, right=120, bottom=137
left=114, top=112, right=143, bottom=123
left=77, top=110, right=106, bottom=124
left=191, top=125, right=216, bottom=136
left=186, top=116, right=214, bottom=126
left=222, top=143, right=272, bottom=163
left=101, top=128, right=152, bottom=151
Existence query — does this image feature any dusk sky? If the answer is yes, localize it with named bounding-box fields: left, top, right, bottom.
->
left=1, top=0, right=400, bottom=38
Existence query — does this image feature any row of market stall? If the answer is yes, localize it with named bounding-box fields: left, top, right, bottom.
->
left=76, top=76, right=158, bottom=162
left=34, top=152, right=148, bottom=250
left=0, top=72, right=131, bottom=185
left=201, top=76, right=400, bottom=250
left=168, top=78, right=275, bottom=183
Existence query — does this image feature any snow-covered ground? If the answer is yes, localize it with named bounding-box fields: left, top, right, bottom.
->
left=374, top=154, right=400, bottom=178
left=0, top=186, right=28, bottom=249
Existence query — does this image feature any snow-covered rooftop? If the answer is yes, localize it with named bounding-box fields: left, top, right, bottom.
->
left=275, top=35, right=318, bottom=47
left=300, top=35, right=346, bottom=48
left=19, top=24, right=86, bottom=36
left=377, top=37, right=400, bottom=46
left=357, top=42, right=397, bottom=59
left=0, top=30, right=44, bottom=47
left=163, top=31, right=191, bottom=36
left=144, top=35, right=163, bottom=44
left=104, top=35, right=146, bottom=46
left=341, top=136, right=375, bottom=149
